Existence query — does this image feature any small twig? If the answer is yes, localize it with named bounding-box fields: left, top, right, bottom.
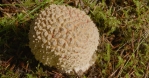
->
left=144, top=63, right=149, bottom=78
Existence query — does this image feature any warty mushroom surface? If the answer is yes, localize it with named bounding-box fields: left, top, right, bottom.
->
left=29, top=4, right=99, bottom=75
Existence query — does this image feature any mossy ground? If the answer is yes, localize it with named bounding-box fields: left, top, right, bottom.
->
left=0, top=0, right=149, bottom=78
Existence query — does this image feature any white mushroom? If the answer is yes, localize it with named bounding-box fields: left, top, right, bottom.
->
left=29, top=4, right=99, bottom=75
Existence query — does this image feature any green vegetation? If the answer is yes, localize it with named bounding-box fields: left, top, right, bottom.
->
left=0, top=0, right=149, bottom=77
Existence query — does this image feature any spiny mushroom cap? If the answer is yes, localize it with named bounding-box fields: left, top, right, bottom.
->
left=29, top=4, right=99, bottom=74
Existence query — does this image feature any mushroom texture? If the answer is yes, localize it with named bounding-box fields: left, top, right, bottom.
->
left=29, top=4, right=99, bottom=75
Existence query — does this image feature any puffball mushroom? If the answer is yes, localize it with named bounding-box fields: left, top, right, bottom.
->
left=29, top=4, right=99, bottom=75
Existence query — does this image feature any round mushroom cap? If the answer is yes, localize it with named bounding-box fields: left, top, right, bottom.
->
left=29, top=4, right=99, bottom=75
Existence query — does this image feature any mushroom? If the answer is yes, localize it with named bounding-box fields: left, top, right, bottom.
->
left=29, top=4, right=99, bottom=75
